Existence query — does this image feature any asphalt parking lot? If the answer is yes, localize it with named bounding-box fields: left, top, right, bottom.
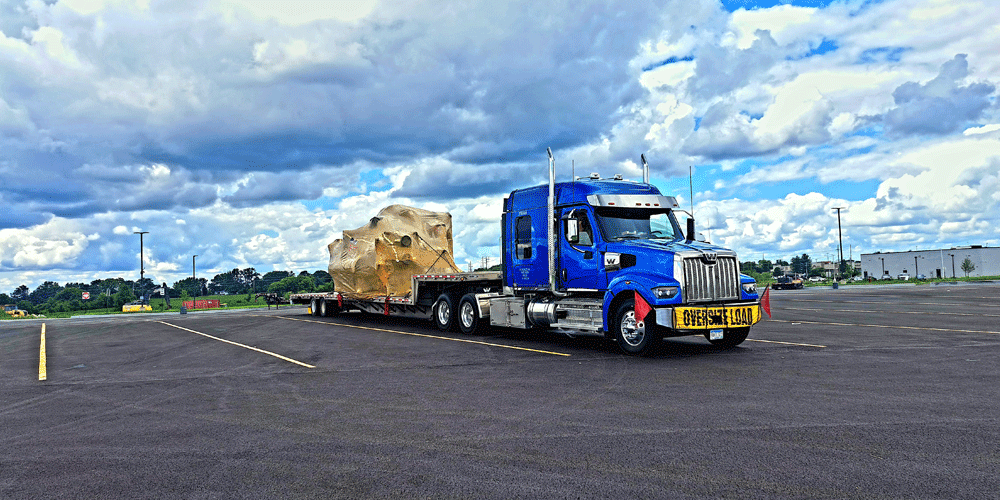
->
left=2, top=283, right=999, bottom=498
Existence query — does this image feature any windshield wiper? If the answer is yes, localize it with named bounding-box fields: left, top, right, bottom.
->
left=614, top=234, right=642, bottom=241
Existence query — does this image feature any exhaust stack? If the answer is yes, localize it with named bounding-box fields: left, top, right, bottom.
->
left=547, top=148, right=566, bottom=297
left=641, top=153, right=649, bottom=184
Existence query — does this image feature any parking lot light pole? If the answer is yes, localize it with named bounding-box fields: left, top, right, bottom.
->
left=948, top=253, right=956, bottom=278
left=134, top=231, right=149, bottom=299
left=832, top=207, right=845, bottom=281
left=914, top=256, right=918, bottom=278
left=193, top=255, right=198, bottom=298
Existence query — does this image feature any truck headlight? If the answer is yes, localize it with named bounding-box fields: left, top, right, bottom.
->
left=652, top=286, right=679, bottom=299
left=742, top=282, right=757, bottom=294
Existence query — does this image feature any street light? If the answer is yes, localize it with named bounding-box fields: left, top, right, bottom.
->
left=134, top=231, right=149, bottom=299
left=948, top=253, right=956, bottom=278
left=193, top=255, right=198, bottom=298
left=880, top=257, right=885, bottom=277
left=832, top=207, right=845, bottom=281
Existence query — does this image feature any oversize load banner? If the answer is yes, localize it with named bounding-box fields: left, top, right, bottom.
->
left=673, top=304, right=761, bottom=329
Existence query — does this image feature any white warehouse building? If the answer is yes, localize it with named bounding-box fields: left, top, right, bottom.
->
left=861, top=246, right=1000, bottom=280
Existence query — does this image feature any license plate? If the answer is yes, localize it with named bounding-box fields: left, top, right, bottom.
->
left=673, top=305, right=761, bottom=330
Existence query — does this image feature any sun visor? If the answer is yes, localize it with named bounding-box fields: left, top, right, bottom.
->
left=328, top=205, right=462, bottom=299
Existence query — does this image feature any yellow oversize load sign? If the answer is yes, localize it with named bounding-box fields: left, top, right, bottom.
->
left=673, top=304, right=761, bottom=330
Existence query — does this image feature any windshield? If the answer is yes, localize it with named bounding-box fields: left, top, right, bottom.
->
left=594, top=207, right=683, bottom=242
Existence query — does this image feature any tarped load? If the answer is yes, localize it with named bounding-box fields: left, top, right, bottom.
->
left=328, top=205, right=462, bottom=299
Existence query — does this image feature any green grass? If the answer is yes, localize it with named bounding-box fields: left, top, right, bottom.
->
left=0, top=294, right=291, bottom=320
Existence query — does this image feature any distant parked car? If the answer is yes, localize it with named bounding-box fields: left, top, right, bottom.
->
left=915, top=274, right=927, bottom=280
left=897, top=273, right=910, bottom=281
left=850, top=276, right=864, bottom=282
left=808, top=276, right=826, bottom=282
left=879, top=274, right=893, bottom=280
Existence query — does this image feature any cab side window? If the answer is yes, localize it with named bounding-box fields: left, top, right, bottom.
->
left=515, top=215, right=532, bottom=259
left=564, top=210, right=594, bottom=247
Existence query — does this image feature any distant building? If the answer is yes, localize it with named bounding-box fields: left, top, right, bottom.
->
left=861, top=246, right=1000, bottom=279
left=812, top=260, right=860, bottom=277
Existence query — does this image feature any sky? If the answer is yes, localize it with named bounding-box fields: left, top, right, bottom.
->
left=1, top=0, right=998, bottom=292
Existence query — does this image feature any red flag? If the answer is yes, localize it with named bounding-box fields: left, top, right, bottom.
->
left=634, top=291, right=652, bottom=322
left=760, top=285, right=771, bottom=318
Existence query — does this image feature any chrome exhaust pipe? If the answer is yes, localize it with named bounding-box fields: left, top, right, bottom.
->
left=641, top=153, right=649, bottom=184
left=547, top=148, right=566, bottom=297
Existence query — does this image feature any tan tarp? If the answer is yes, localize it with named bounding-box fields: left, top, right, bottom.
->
left=328, top=205, right=462, bottom=299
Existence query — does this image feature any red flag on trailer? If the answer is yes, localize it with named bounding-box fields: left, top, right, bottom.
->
left=761, top=285, right=772, bottom=318
left=634, top=291, right=652, bottom=322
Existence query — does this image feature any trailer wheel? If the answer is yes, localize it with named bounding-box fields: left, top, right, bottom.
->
left=319, top=299, right=338, bottom=317
left=433, top=294, right=458, bottom=332
left=457, top=294, right=484, bottom=335
left=611, top=298, right=661, bottom=355
left=706, top=327, right=749, bottom=348
left=310, top=298, right=321, bottom=316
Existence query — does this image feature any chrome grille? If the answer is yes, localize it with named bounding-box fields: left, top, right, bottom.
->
left=683, top=256, right=739, bottom=302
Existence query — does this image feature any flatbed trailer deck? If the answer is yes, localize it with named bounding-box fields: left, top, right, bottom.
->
left=290, top=271, right=502, bottom=323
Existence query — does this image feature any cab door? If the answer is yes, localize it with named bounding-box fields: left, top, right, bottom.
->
left=559, top=207, right=604, bottom=291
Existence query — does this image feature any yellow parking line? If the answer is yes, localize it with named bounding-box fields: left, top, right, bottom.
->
left=38, top=324, right=47, bottom=381
left=769, top=319, right=1000, bottom=335
left=157, top=321, right=315, bottom=368
left=277, top=316, right=572, bottom=357
left=747, top=338, right=826, bottom=348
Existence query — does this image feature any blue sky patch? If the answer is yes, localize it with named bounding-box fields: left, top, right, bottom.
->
left=642, top=55, right=695, bottom=72
left=858, top=46, right=909, bottom=64
left=720, top=0, right=838, bottom=12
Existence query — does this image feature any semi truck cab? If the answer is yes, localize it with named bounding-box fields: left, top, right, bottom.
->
left=492, top=153, right=761, bottom=354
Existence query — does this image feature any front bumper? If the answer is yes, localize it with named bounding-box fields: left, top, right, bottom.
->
left=654, top=301, right=762, bottom=331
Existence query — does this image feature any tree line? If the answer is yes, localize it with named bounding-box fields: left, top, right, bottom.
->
left=1, top=268, right=333, bottom=315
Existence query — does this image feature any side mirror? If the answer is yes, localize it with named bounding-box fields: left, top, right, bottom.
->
left=566, top=219, right=579, bottom=244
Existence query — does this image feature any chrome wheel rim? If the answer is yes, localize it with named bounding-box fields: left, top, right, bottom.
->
left=620, top=310, right=644, bottom=347
left=437, top=300, right=451, bottom=326
left=460, top=301, right=476, bottom=329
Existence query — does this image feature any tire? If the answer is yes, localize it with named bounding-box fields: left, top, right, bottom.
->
left=457, top=293, right=484, bottom=335
left=611, top=298, right=661, bottom=355
left=433, top=293, right=458, bottom=332
left=319, top=299, right=338, bottom=317
left=706, top=327, right=750, bottom=348
left=310, top=298, right=321, bottom=316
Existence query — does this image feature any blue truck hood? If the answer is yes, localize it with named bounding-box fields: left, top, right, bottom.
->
left=608, top=238, right=730, bottom=258
left=604, top=238, right=735, bottom=285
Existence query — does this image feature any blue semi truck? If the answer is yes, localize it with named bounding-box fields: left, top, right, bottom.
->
left=292, top=149, right=762, bottom=354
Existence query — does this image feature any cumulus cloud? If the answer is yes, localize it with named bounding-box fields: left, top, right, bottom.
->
left=884, top=54, right=996, bottom=136
left=3, top=0, right=1000, bottom=292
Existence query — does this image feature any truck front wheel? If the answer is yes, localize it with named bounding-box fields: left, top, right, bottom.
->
left=706, top=327, right=750, bottom=348
left=611, top=299, right=661, bottom=355
left=457, top=294, right=484, bottom=335
left=433, top=294, right=458, bottom=331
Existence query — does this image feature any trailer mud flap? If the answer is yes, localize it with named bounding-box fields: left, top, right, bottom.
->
left=672, top=304, right=761, bottom=330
